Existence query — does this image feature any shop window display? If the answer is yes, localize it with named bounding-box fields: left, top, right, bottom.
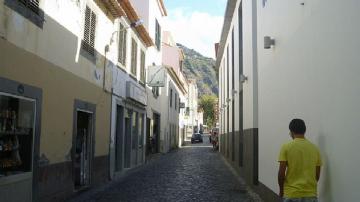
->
left=0, top=94, right=35, bottom=177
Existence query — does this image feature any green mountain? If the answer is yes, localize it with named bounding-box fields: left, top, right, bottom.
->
left=177, top=44, right=218, bottom=97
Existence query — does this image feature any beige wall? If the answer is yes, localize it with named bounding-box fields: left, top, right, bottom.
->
left=0, top=38, right=111, bottom=164
left=0, top=0, right=114, bottom=91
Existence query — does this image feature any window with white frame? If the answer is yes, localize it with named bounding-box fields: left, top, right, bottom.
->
left=170, top=89, right=173, bottom=108
left=175, top=93, right=177, bottom=110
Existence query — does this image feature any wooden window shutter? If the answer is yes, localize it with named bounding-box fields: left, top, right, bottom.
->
left=82, top=6, right=96, bottom=56
left=89, top=11, right=96, bottom=55
left=131, top=39, right=137, bottom=76
left=140, top=50, right=145, bottom=82
left=155, top=20, right=161, bottom=50
left=82, top=6, right=91, bottom=54
left=118, top=23, right=127, bottom=65
left=18, top=0, right=39, bottom=14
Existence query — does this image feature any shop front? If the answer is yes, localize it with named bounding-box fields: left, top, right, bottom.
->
left=110, top=80, right=147, bottom=179
left=0, top=77, right=42, bottom=202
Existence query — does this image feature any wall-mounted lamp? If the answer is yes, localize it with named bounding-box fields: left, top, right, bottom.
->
left=226, top=98, right=231, bottom=103
left=232, top=89, right=238, bottom=96
left=264, top=36, right=275, bottom=49
left=240, top=74, right=248, bottom=83
left=222, top=104, right=227, bottom=108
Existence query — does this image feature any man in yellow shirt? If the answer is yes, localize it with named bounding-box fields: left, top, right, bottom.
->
left=278, top=119, right=322, bottom=202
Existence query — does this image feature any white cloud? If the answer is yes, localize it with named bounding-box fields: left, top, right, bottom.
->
left=164, top=8, right=223, bottom=59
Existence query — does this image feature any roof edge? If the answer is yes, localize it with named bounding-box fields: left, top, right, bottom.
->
left=157, top=0, right=168, bottom=16
left=215, top=0, right=237, bottom=68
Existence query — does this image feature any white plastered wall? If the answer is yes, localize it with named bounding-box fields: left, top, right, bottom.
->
left=258, top=0, right=360, bottom=201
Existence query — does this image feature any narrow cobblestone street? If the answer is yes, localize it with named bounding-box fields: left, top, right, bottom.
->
left=69, top=134, right=257, bottom=202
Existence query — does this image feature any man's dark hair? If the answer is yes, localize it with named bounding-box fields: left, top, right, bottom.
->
left=289, top=119, right=306, bottom=134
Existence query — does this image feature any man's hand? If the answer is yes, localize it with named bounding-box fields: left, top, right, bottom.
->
left=279, top=189, right=284, bottom=198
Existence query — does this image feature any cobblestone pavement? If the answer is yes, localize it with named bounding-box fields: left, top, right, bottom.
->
left=69, top=134, right=259, bottom=202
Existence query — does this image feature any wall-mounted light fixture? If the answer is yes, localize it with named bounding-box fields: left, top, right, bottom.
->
left=240, top=74, right=248, bottom=83
left=232, top=89, right=238, bottom=96
left=226, top=98, right=231, bottom=103
left=264, top=36, right=275, bottom=49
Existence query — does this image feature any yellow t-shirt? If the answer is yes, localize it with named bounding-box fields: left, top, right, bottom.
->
left=278, top=138, right=322, bottom=198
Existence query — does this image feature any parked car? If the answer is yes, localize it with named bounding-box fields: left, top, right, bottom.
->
left=191, top=133, right=203, bottom=143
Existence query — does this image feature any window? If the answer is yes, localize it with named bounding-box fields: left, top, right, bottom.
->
left=152, top=87, right=159, bottom=98
left=118, top=23, right=127, bottom=66
left=4, top=0, right=44, bottom=28
left=175, top=93, right=177, bottom=110
left=138, top=114, right=144, bottom=147
left=0, top=94, right=36, bottom=176
left=131, top=38, right=138, bottom=76
left=170, top=89, right=173, bottom=108
left=185, top=107, right=190, bottom=116
left=82, top=6, right=97, bottom=56
left=178, top=98, right=181, bottom=113
left=179, top=60, right=183, bottom=72
left=140, top=50, right=146, bottom=83
left=19, top=0, right=39, bottom=14
left=132, top=111, right=138, bottom=150
left=155, top=19, right=161, bottom=51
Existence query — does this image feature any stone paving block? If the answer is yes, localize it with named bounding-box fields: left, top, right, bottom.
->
left=69, top=136, right=260, bottom=202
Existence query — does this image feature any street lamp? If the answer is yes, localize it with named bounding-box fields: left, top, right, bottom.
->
left=108, top=19, right=143, bottom=46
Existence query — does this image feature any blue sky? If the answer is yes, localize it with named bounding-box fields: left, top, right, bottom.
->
left=163, top=0, right=227, bottom=58
left=164, top=0, right=227, bottom=16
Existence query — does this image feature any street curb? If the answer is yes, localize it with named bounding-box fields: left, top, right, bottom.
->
left=220, top=154, right=264, bottom=202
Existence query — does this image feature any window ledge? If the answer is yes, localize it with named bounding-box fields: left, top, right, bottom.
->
left=80, top=44, right=96, bottom=64
left=129, top=74, right=138, bottom=81
left=117, top=63, right=127, bottom=73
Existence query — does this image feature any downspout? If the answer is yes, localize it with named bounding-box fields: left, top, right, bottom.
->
left=104, top=44, right=112, bottom=180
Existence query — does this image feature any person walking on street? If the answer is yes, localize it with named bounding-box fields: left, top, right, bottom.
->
left=278, top=119, right=322, bottom=202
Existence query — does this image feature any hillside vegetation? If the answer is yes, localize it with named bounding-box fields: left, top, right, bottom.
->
left=177, top=44, right=218, bottom=97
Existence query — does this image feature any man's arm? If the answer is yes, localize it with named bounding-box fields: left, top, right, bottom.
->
left=278, top=161, right=287, bottom=197
left=316, top=166, right=321, bottom=181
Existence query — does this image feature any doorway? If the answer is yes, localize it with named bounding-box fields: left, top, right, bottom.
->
left=73, top=110, right=93, bottom=190
left=131, top=111, right=138, bottom=167
left=152, top=113, right=160, bottom=153
left=115, top=106, right=124, bottom=172
left=146, top=117, right=151, bottom=156
left=124, top=109, right=131, bottom=168
left=137, top=114, right=144, bottom=165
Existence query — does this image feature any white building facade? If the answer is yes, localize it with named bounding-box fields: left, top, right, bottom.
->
left=130, top=0, right=169, bottom=154
left=217, top=0, right=360, bottom=201
left=186, top=79, right=199, bottom=137
left=108, top=1, right=153, bottom=179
